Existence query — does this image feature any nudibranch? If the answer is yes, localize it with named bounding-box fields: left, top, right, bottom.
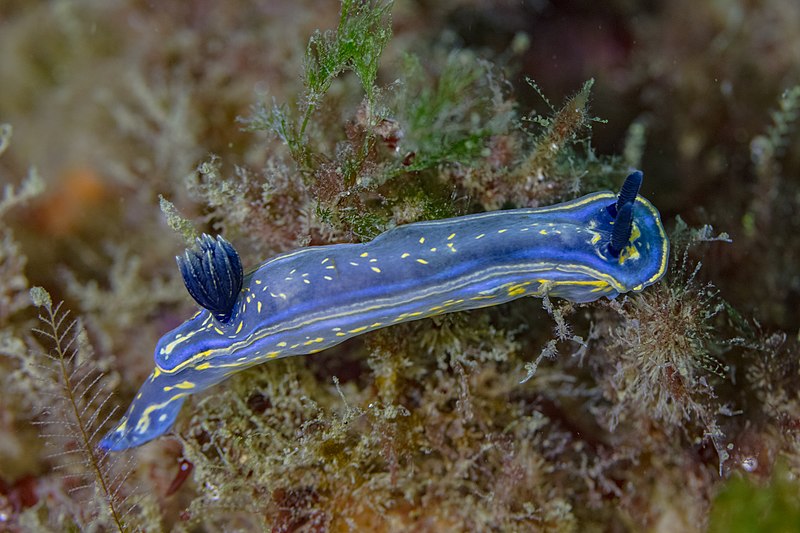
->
left=100, top=171, right=668, bottom=450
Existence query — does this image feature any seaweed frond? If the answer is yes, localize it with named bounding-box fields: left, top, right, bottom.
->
left=592, top=224, right=735, bottom=476
left=0, top=128, right=45, bottom=217
left=514, top=79, right=602, bottom=187
left=471, top=79, right=623, bottom=208
left=519, top=293, right=586, bottom=384
left=748, top=85, right=800, bottom=234
left=26, top=287, right=138, bottom=531
left=622, top=118, right=647, bottom=169
left=0, top=220, right=33, bottom=324
left=158, top=194, right=198, bottom=244
left=750, top=85, right=800, bottom=172
left=245, top=0, right=393, bottom=175
left=602, top=252, right=727, bottom=428
left=391, top=50, right=515, bottom=175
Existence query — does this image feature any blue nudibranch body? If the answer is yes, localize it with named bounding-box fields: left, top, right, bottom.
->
left=100, top=171, right=668, bottom=451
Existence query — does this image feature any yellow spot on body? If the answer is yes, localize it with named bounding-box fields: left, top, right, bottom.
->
left=419, top=237, right=425, bottom=244
left=153, top=367, right=162, bottom=378
left=255, top=279, right=262, bottom=284
left=136, top=391, right=187, bottom=434
left=322, top=257, right=330, bottom=264
left=326, top=265, right=336, bottom=269
left=197, top=363, right=211, bottom=370
left=257, top=301, right=262, bottom=313
left=236, top=322, right=243, bottom=334
left=619, top=245, right=641, bottom=265
left=370, top=258, right=377, bottom=262
left=417, top=259, right=428, bottom=264
left=401, top=252, right=410, bottom=258
left=507, top=282, right=532, bottom=297
left=277, top=341, right=287, bottom=347
left=360, top=252, right=369, bottom=257
left=539, top=229, right=548, bottom=235
left=303, top=279, right=311, bottom=284
left=448, top=233, right=456, bottom=240
left=349, top=326, right=368, bottom=333
left=498, top=229, right=508, bottom=233
left=370, top=322, right=382, bottom=327
left=430, top=247, right=437, bottom=252
left=267, top=351, right=281, bottom=358
left=336, top=332, right=346, bottom=337
left=447, top=243, right=456, bottom=252
left=163, top=380, right=196, bottom=392
left=371, top=267, right=381, bottom=273
left=476, top=233, right=485, bottom=239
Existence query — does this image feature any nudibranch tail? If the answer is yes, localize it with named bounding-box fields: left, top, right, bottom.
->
left=177, top=234, right=243, bottom=322
left=99, top=369, right=189, bottom=451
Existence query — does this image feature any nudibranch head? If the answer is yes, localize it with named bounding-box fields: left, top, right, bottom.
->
left=598, top=170, right=668, bottom=293
left=499, top=170, right=667, bottom=303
